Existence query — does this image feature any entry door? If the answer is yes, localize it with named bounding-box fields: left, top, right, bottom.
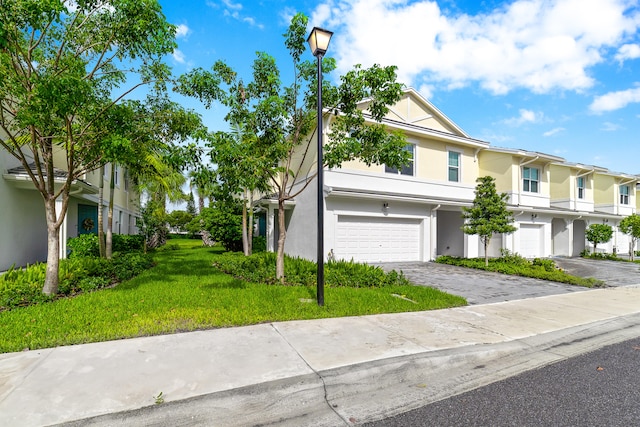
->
left=78, top=204, right=98, bottom=234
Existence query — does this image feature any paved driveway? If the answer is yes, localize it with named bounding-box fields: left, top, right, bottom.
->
left=376, top=258, right=640, bottom=305
left=552, top=257, right=640, bottom=287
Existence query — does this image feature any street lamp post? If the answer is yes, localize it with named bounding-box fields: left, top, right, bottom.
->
left=307, top=27, right=333, bottom=307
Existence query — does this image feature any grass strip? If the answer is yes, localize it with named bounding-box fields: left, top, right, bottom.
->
left=0, top=240, right=466, bottom=353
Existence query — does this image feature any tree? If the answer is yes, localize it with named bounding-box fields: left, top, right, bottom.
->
left=167, top=210, right=193, bottom=233
left=0, top=0, right=176, bottom=294
left=211, top=122, right=272, bottom=256
left=585, top=223, right=613, bottom=255
left=618, top=214, right=640, bottom=260
left=462, top=176, right=517, bottom=266
left=177, top=13, right=410, bottom=281
left=186, top=192, right=197, bottom=216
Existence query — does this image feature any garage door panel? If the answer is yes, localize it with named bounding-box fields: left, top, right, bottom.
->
left=335, top=216, right=421, bottom=263
left=519, top=224, right=543, bottom=258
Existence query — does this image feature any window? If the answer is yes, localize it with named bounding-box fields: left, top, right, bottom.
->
left=385, top=144, right=414, bottom=176
left=448, top=151, right=460, bottom=182
left=523, top=167, right=539, bottom=193
left=114, top=165, right=120, bottom=186
left=577, top=177, right=585, bottom=199
left=620, top=185, right=630, bottom=205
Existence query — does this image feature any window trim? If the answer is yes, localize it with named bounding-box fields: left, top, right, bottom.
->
left=577, top=176, right=585, bottom=199
left=522, top=166, right=539, bottom=193
left=620, top=184, right=630, bottom=205
left=447, top=150, right=461, bottom=183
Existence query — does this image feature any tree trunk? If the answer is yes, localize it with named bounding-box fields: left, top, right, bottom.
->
left=276, top=198, right=286, bottom=282
left=484, top=238, right=489, bottom=267
left=242, top=192, right=249, bottom=256
left=247, top=191, right=254, bottom=255
left=98, top=165, right=105, bottom=258
left=43, top=198, right=60, bottom=296
left=106, top=165, right=115, bottom=259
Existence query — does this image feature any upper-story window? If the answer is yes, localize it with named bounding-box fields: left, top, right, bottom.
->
left=114, top=165, right=120, bottom=187
left=385, top=144, right=414, bottom=176
left=523, top=167, right=539, bottom=193
left=577, top=176, right=585, bottom=199
left=620, top=185, right=630, bottom=205
left=448, top=151, right=460, bottom=182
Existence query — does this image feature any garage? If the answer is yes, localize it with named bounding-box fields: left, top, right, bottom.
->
left=519, top=224, right=543, bottom=258
left=334, top=216, right=421, bottom=263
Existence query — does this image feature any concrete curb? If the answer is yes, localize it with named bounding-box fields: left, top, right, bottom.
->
left=56, top=312, right=640, bottom=427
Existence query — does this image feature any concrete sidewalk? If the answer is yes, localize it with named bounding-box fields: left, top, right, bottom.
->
left=1, top=286, right=640, bottom=427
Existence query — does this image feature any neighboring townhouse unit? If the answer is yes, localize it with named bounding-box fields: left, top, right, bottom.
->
left=0, top=143, right=140, bottom=271
left=262, top=88, right=639, bottom=264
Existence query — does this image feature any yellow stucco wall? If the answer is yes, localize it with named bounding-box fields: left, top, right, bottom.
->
left=594, top=174, right=615, bottom=205
left=477, top=151, right=514, bottom=193
left=549, top=165, right=571, bottom=199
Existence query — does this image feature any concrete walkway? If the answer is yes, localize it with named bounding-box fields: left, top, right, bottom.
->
left=1, top=285, right=640, bottom=427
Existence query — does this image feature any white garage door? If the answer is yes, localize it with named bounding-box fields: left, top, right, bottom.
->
left=519, top=224, right=543, bottom=258
left=335, top=216, right=421, bottom=263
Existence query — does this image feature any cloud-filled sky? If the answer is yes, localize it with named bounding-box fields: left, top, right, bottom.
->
left=161, top=0, right=640, bottom=174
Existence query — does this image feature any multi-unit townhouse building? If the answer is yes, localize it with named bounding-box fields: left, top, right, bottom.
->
left=0, top=141, right=140, bottom=271
left=262, top=88, right=638, bottom=263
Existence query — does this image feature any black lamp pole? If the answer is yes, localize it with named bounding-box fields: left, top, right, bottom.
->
left=307, top=27, right=333, bottom=307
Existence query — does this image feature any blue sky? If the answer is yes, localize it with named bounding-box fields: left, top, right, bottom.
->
left=160, top=0, right=640, bottom=175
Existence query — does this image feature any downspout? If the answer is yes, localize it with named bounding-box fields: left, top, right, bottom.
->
left=518, top=156, right=539, bottom=205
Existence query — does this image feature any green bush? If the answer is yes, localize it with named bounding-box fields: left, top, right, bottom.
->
left=532, top=258, right=557, bottom=272
left=0, top=253, right=154, bottom=311
left=67, top=234, right=100, bottom=258
left=68, top=234, right=145, bottom=258
left=211, top=252, right=410, bottom=288
left=435, top=255, right=604, bottom=288
left=252, top=236, right=266, bottom=253
left=112, top=234, right=145, bottom=253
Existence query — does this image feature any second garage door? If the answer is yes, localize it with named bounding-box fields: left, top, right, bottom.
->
left=519, top=224, right=543, bottom=258
left=334, top=216, right=421, bottom=263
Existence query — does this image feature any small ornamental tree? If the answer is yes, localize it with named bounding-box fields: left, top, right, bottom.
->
left=585, top=223, right=613, bottom=255
left=619, top=214, right=640, bottom=260
left=462, top=176, right=516, bottom=266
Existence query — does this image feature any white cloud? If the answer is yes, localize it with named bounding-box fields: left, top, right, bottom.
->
left=221, top=0, right=242, bottom=11
left=601, top=121, right=622, bottom=131
left=590, top=86, right=640, bottom=113
left=312, top=0, right=640, bottom=95
left=172, top=49, right=186, bottom=64
left=215, top=0, right=262, bottom=28
left=615, top=44, right=640, bottom=63
left=505, top=109, right=543, bottom=126
left=544, top=127, right=565, bottom=137
left=175, top=24, right=190, bottom=39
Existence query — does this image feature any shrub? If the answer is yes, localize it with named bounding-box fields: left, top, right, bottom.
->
left=435, top=255, right=604, bottom=288
left=67, top=234, right=100, bottom=258
left=211, top=252, right=410, bottom=288
left=252, top=236, right=266, bottom=253
left=112, top=234, right=145, bottom=253
left=0, top=253, right=154, bottom=311
left=68, top=234, right=145, bottom=258
left=532, top=258, right=556, bottom=272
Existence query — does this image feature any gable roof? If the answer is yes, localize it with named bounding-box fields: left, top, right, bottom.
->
left=358, top=87, right=470, bottom=138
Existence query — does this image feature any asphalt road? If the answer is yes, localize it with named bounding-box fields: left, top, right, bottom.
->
left=363, top=336, right=640, bottom=427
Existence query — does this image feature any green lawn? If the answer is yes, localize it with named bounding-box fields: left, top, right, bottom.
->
left=0, top=240, right=466, bottom=353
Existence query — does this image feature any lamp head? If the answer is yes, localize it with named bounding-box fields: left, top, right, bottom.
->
left=307, top=27, right=333, bottom=57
